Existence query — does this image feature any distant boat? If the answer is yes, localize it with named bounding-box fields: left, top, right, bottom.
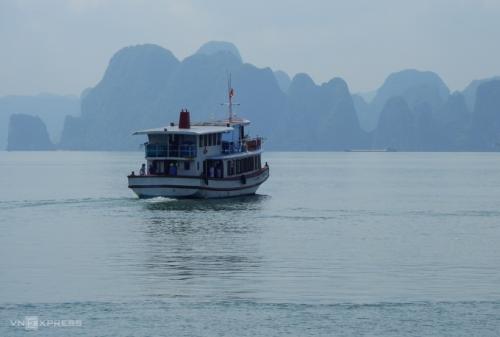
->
left=344, top=148, right=397, bottom=152
left=127, top=79, right=269, bottom=198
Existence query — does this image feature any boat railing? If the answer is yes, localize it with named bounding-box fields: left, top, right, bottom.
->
left=145, top=143, right=197, bottom=158
left=221, top=137, right=262, bottom=154
left=245, top=137, right=262, bottom=152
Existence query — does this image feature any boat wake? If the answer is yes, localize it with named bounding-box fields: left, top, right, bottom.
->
left=144, top=196, right=177, bottom=203
left=0, top=197, right=135, bottom=210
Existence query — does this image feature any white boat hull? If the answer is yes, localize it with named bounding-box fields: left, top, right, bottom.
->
left=128, top=167, right=269, bottom=199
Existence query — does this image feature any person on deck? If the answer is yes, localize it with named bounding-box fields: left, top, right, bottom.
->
left=139, top=163, right=146, bottom=176
left=149, top=162, right=156, bottom=175
left=169, top=163, right=177, bottom=176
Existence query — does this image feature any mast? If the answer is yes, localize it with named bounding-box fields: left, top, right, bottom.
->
left=228, top=73, right=234, bottom=123
left=221, top=73, right=239, bottom=123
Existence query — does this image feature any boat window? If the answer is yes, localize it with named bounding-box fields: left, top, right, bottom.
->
left=216, top=160, right=223, bottom=178
left=184, top=161, right=190, bottom=171
left=226, top=160, right=234, bottom=176
left=232, top=156, right=259, bottom=175
left=199, top=135, right=202, bottom=147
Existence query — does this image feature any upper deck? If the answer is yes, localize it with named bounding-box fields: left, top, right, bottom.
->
left=133, top=110, right=261, bottom=161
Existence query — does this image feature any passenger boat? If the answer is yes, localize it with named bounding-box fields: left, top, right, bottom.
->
left=127, top=83, right=269, bottom=198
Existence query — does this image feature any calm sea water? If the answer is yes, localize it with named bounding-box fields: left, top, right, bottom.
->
left=1, top=151, right=500, bottom=336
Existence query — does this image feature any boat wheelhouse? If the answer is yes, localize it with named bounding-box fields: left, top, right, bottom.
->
left=127, top=85, right=269, bottom=198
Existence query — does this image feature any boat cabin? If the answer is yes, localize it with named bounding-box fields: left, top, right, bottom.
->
left=133, top=109, right=263, bottom=179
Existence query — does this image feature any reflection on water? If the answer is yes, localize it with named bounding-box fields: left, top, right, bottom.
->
left=136, top=194, right=267, bottom=291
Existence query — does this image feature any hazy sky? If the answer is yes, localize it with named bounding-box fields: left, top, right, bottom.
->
left=1, top=0, right=499, bottom=96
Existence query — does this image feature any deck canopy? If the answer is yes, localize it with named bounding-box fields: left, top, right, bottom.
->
left=133, top=125, right=233, bottom=136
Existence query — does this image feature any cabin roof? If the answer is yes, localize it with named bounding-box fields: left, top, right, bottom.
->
left=133, top=125, right=233, bottom=136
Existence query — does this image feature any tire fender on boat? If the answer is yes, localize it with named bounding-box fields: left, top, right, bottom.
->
left=240, top=175, right=247, bottom=185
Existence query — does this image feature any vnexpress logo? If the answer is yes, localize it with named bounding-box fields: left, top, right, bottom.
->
left=10, top=316, right=82, bottom=330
